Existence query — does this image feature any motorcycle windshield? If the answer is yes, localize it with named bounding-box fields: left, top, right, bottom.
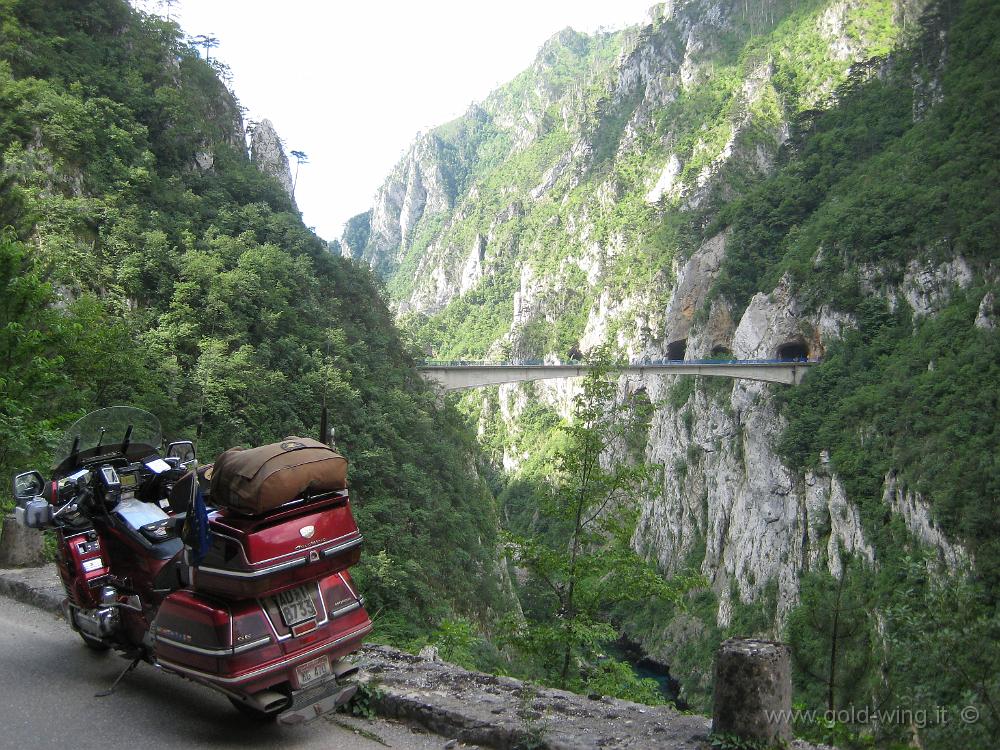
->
left=53, top=406, right=162, bottom=475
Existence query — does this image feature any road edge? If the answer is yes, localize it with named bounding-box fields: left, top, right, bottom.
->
left=0, top=565, right=64, bottom=615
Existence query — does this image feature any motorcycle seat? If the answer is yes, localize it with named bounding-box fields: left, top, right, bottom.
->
left=167, top=466, right=213, bottom=514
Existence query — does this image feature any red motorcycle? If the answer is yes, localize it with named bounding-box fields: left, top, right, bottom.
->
left=11, top=406, right=371, bottom=723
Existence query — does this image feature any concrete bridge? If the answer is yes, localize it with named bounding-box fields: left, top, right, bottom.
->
left=418, top=359, right=816, bottom=392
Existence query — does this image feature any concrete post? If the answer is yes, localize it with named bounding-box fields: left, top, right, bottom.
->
left=0, top=514, right=48, bottom=567
left=712, top=637, right=792, bottom=744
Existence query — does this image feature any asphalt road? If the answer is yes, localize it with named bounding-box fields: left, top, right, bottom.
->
left=0, top=596, right=453, bottom=750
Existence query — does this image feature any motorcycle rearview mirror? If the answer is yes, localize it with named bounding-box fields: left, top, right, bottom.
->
left=165, top=441, right=196, bottom=468
left=12, top=471, right=44, bottom=505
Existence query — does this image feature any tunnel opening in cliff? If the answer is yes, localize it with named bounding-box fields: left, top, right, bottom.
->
left=711, top=345, right=733, bottom=360
left=776, top=341, right=809, bottom=361
left=667, top=339, right=687, bottom=360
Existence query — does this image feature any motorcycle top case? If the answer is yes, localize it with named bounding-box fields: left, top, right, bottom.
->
left=211, top=437, right=347, bottom=515
left=152, top=571, right=372, bottom=695
left=191, top=491, right=363, bottom=599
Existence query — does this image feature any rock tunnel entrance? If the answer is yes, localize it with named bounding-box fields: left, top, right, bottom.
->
left=776, top=341, right=809, bottom=361
left=710, top=345, right=733, bottom=360
left=666, top=339, right=687, bottom=361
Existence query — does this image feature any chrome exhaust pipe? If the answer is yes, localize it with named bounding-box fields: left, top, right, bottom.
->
left=151, top=657, right=293, bottom=715
left=244, top=689, right=293, bottom=714
left=331, top=658, right=359, bottom=681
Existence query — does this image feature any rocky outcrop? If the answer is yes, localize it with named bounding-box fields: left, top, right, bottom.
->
left=732, top=280, right=810, bottom=360
left=189, top=75, right=245, bottom=174
left=250, top=118, right=295, bottom=203
left=663, top=231, right=730, bottom=352
left=460, top=234, right=486, bottom=296
left=859, top=254, right=978, bottom=319
left=360, top=644, right=713, bottom=749
left=975, top=291, right=997, bottom=329
left=883, top=472, right=967, bottom=571
left=339, top=211, right=372, bottom=260
left=645, top=154, right=682, bottom=204
left=636, top=369, right=875, bottom=630
left=900, top=256, right=973, bottom=317
left=629, top=263, right=971, bottom=642
left=349, top=134, right=452, bottom=275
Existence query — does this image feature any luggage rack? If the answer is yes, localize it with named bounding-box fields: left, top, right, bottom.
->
left=218, top=489, right=350, bottom=525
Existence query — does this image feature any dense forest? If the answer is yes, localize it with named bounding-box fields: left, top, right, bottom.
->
left=0, top=0, right=512, bottom=639
left=718, top=2, right=1000, bottom=745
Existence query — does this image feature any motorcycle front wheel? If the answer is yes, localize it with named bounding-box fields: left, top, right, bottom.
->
left=78, top=632, right=110, bottom=652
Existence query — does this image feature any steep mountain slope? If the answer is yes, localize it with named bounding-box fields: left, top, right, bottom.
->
left=346, top=0, right=998, bottom=745
left=0, top=0, right=511, bottom=638
left=344, top=0, right=914, bottom=359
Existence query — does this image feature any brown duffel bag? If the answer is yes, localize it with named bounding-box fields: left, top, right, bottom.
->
left=210, top=437, right=348, bottom=515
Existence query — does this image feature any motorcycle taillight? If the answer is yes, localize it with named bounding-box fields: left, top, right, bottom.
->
left=319, top=572, right=362, bottom=617
left=173, top=593, right=232, bottom=649
left=225, top=604, right=282, bottom=673
left=231, top=605, right=273, bottom=652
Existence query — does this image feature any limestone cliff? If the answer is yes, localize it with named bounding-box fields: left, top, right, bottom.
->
left=250, top=118, right=296, bottom=203
left=192, top=80, right=245, bottom=173
left=347, top=0, right=958, bottom=580
left=344, top=134, right=453, bottom=277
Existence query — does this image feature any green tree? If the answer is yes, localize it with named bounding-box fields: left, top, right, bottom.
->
left=503, top=347, right=697, bottom=695
left=290, top=149, right=308, bottom=197
left=0, top=231, right=70, bottom=489
left=882, top=557, right=1000, bottom=750
left=191, top=34, right=219, bottom=61
left=786, top=558, right=876, bottom=713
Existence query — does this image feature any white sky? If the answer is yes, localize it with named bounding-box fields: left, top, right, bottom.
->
left=156, top=1, right=656, bottom=241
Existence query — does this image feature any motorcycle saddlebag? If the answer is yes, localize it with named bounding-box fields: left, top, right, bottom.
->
left=211, top=437, right=348, bottom=515
left=152, top=571, right=371, bottom=695
left=191, top=491, right=363, bottom=599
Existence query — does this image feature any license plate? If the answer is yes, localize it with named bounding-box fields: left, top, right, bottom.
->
left=273, top=585, right=318, bottom=627
left=295, top=655, right=331, bottom=688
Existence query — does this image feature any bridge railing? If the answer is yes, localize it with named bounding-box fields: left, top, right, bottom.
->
left=420, top=357, right=817, bottom=367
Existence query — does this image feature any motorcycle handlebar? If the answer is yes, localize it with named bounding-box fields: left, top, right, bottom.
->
left=51, top=485, right=91, bottom=520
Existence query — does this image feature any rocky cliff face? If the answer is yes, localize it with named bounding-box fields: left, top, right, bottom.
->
left=250, top=118, right=295, bottom=203
left=343, top=134, right=453, bottom=276
left=634, top=270, right=971, bottom=630
left=192, top=81, right=245, bottom=173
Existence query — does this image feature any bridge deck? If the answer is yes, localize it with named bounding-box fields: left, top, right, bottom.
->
left=418, top=360, right=816, bottom=391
